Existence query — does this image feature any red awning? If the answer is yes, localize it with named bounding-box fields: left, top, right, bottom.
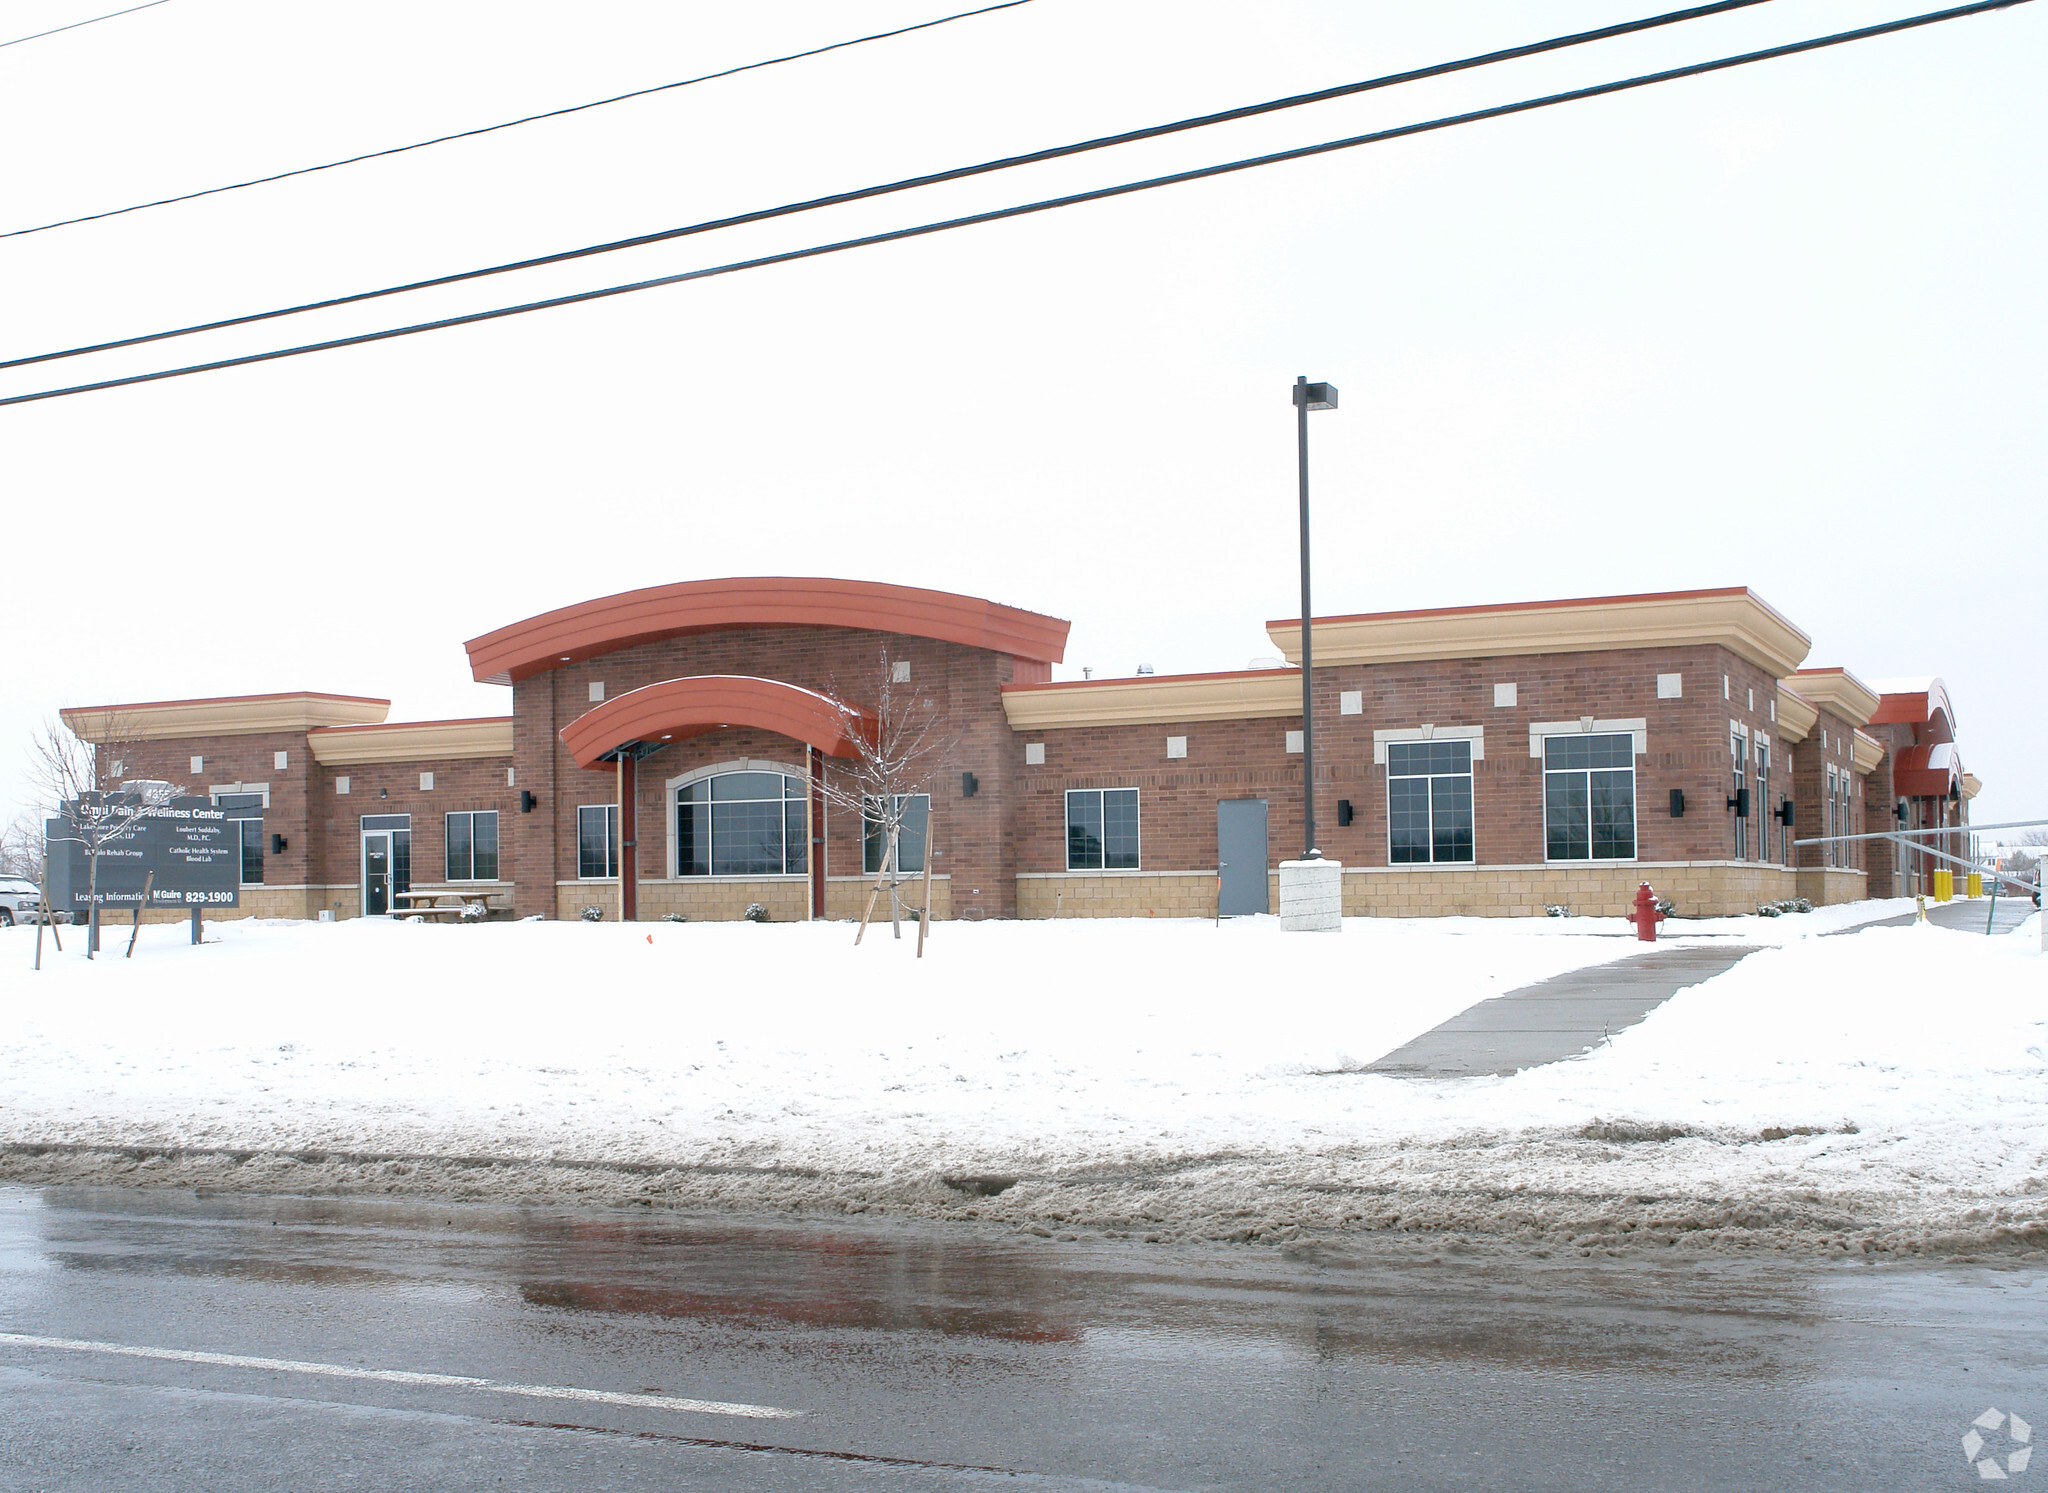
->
left=559, top=675, right=870, bottom=769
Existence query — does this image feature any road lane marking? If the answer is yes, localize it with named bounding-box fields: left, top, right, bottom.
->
left=0, top=1331, right=799, bottom=1419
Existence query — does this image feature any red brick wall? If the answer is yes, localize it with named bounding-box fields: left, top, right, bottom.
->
left=514, top=626, right=1028, bottom=920
left=1012, top=644, right=1795, bottom=875
left=1789, top=707, right=1866, bottom=871
left=308, top=756, right=516, bottom=898
left=88, top=729, right=318, bottom=889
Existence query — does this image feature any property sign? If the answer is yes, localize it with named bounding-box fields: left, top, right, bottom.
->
left=44, top=796, right=244, bottom=912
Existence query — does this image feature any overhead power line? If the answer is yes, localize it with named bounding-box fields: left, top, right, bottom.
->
left=0, top=0, right=169, bottom=52
left=0, top=0, right=1778, bottom=372
left=0, top=0, right=1035, bottom=241
left=0, top=0, right=2028, bottom=412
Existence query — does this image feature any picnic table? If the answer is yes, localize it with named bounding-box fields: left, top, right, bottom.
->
left=393, top=890, right=499, bottom=921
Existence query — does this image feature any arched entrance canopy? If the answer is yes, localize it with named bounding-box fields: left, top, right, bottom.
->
left=468, top=576, right=1070, bottom=686
left=560, top=675, right=868, bottom=769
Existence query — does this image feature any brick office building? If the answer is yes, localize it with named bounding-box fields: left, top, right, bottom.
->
left=60, top=578, right=1978, bottom=922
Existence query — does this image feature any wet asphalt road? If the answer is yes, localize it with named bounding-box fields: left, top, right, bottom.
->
left=0, top=1187, right=2042, bottom=1491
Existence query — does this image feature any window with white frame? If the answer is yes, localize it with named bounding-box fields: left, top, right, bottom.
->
left=1386, top=740, right=1474, bottom=863
left=577, top=804, right=619, bottom=879
left=1843, top=774, right=1859, bottom=868
left=675, top=771, right=807, bottom=877
left=1754, top=739, right=1769, bottom=863
left=863, top=794, right=929, bottom=875
left=1730, top=725, right=1749, bottom=860
left=213, top=791, right=265, bottom=885
left=1543, top=734, right=1636, bottom=861
left=445, top=810, right=499, bottom=881
left=1066, top=788, right=1139, bottom=870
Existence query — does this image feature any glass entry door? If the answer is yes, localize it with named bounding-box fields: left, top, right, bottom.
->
left=360, top=815, right=412, bottom=916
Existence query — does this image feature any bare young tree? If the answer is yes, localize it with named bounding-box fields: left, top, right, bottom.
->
left=0, top=810, right=44, bottom=882
left=27, top=712, right=180, bottom=957
left=815, top=651, right=957, bottom=942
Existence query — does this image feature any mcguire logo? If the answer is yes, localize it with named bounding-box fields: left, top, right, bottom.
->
left=1963, top=1408, right=2032, bottom=1480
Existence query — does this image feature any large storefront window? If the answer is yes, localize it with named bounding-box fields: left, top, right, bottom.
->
left=1386, top=740, right=1474, bottom=864
left=1543, top=733, right=1636, bottom=861
left=1066, top=788, right=1139, bottom=870
left=676, top=771, right=807, bottom=877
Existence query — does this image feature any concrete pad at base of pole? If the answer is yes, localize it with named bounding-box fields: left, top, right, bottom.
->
left=1278, top=859, right=1343, bottom=931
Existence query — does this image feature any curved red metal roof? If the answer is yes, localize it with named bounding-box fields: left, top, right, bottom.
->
left=1891, top=741, right=1964, bottom=799
left=468, top=577, right=1070, bottom=685
left=559, top=675, right=869, bottom=769
left=1870, top=677, right=1955, bottom=739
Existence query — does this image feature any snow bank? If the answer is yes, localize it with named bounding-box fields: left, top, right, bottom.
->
left=4, top=903, right=2041, bottom=1259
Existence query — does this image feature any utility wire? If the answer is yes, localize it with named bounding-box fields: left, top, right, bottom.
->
left=0, top=0, right=169, bottom=52
left=2, top=0, right=1777, bottom=372
left=0, top=0, right=1035, bottom=241
left=0, top=0, right=2027, bottom=411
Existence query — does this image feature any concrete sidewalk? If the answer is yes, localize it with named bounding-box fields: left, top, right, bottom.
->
left=1366, top=896, right=2035, bottom=1081
left=1857, top=896, right=2036, bottom=935
left=1364, top=942, right=1758, bottom=1078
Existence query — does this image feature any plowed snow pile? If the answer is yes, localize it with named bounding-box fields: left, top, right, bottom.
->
left=3, top=904, right=2041, bottom=1258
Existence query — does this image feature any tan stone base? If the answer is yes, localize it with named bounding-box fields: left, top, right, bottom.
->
left=1016, top=872, right=1222, bottom=919
left=1015, top=863, right=1817, bottom=920
left=1343, top=862, right=1800, bottom=919
left=823, top=875, right=950, bottom=922
left=1794, top=868, right=1869, bottom=907
left=554, top=877, right=951, bottom=923
left=113, top=885, right=359, bottom=925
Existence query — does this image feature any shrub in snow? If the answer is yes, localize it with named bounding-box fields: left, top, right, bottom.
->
left=743, top=902, right=770, bottom=923
left=460, top=902, right=486, bottom=922
left=661, top=913, right=687, bottom=924
left=1545, top=905, right=1572, bottom=918
left=1656, top=897, right=1677, bottom=918
left=578, top=905, right=604, bottom=923
left=1758, top=898, right=1815, bottom=918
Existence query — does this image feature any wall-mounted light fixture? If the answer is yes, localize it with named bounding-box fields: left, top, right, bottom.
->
left=961, top=772, right=978, bottom=799
left=379, top=788, right=387, bottom=799
left=520, top=790, right=538, bottom=813
left=1336, top=799, right=1353, bottom=826
left=1775, top=798, right=1794, bottom=827
left=1669, top=789, right=1686, bottom=818
left=270, top=834, right=287, bottom=855
left=1726, top=787, right=1750, bottom=817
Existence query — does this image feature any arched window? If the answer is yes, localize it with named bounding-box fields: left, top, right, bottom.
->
left=676, top=770, right=808, bottom=877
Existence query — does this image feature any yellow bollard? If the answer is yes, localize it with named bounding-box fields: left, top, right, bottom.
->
left=1967, top=872, right=1983, bottom=899
left=1935, top=869, right=1953, bottom=902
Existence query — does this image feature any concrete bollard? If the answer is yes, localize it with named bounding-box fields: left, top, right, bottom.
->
left=1278, top=857, right=1343, bottom=931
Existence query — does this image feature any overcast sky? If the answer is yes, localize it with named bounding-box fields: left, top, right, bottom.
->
left=3, top=0, right=2041, bottom=829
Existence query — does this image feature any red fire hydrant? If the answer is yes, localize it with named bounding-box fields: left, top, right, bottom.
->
left=1627, top=882, right=1661, bottom=942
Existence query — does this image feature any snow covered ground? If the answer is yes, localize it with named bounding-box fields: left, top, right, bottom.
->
left=2, top=900, right=2042, bottom=1258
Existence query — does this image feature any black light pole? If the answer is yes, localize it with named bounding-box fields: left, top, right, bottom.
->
left=1292, top=375, right=1337, bottom=861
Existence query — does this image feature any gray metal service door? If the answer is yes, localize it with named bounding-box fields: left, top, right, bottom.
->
left=1216, top=799, right=1270, bottom=916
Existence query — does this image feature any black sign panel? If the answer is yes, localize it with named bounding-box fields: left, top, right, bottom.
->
left=45, top=796, right=244, bottom=912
